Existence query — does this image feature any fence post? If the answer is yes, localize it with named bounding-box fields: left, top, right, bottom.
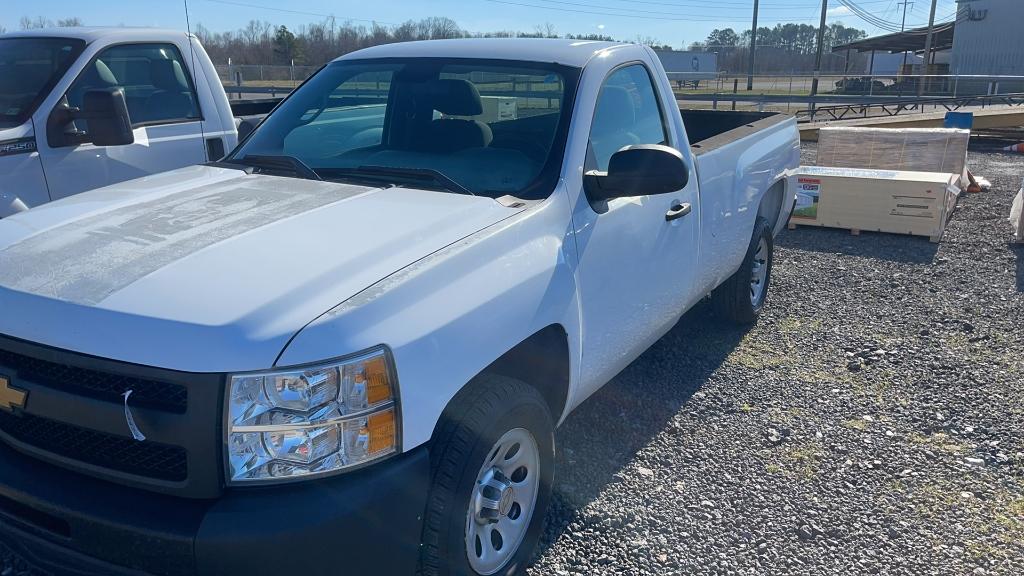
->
left=234, top=70, right=242, bottom=100
left=732, top=78, right=738, bottom=111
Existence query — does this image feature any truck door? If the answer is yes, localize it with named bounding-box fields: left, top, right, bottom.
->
left=571, top=62, right=701, bottom=395
left=36, top=42, right=211, bottom=200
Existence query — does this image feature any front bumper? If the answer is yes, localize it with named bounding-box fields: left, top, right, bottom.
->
left=0, top=441, right=430, bottom=575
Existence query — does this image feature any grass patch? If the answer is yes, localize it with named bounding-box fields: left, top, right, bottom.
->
left=907, top=432, right=967, bottom=455
left=842, top=418, right=870, bottom=431
left=778, top=441, right=824, bottom=480
left=725, top=336, right=788, bottom=370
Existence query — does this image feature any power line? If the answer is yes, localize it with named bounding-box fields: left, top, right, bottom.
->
left=200, top=0, right=400, bottom=26
left=526, top=0, right=819, bottom=19
left=479, top=0, right=822, bottom=23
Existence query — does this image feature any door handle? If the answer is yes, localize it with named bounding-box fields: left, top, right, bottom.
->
left=665, top=202, right=692, bottom=221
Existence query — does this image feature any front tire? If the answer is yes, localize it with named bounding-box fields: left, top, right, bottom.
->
left=420, top=375, right=554, bottom=576
left=712, top=216, right=774, bottom=324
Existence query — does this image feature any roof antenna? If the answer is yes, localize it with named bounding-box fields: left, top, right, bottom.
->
left=182, top=0, right=208, bottom=156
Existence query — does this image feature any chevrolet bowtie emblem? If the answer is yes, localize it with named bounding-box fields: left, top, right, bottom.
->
left=0, top=375, right=27, bottom=412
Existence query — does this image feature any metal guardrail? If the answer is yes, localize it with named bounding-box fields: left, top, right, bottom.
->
left=794, top=92, right=1024, bottom=122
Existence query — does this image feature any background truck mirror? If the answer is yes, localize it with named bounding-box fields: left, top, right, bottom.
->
left=584, top=144, right=689, bottom=202
left=81, top=88, right=135, bottom=147
left=46, top=89, right=135, bottom=148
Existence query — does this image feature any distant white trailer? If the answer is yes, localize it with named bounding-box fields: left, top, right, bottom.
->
left=654, top=50, right=718, bottom=87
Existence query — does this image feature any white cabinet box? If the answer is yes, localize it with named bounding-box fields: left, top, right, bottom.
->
left=790, top=166, right=960, bottom=242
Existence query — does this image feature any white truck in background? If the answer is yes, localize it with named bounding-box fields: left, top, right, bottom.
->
left=0, top=39, right=798, bottom=575
left=0, top=27, right=274, bottom=217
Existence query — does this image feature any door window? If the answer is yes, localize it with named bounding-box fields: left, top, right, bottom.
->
left=66, top=43, right=200, bottom=128
left=588, top=64, right=668, bottom=172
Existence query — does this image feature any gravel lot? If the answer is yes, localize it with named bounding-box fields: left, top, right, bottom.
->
left=529, top=134, right=1024, bottom=575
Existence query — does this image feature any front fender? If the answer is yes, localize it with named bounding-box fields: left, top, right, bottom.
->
left=276, top=189, right=582, bottom=450
left=1, top=125, right=50, bottom=217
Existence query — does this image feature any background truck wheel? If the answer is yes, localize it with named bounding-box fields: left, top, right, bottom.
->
left=712, top=216, right=774, bottom=324
left=420, top=375, right=554, bottom=576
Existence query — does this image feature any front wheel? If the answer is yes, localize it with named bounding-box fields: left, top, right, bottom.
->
left=712, top=216, right=774, bottom=324
left=420, top=375, right=554, bottom=576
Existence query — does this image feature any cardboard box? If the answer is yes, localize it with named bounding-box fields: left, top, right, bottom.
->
left=815, top=127, right=970, bottom=185
left=791, top=166, right=960, bottom=242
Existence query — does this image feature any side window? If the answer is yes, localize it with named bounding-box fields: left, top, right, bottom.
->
left=66, top=43, right=200, bottom=128
left=588, top=64, right=668, bottom=172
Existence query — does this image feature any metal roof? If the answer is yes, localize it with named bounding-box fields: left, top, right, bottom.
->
left=832, top=22, right=956, bottom=54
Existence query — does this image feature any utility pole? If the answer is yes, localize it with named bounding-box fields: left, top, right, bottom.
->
left=810, top=0, right=828, bottom=101
left=897, top=1, right=913, bottom=73
left=918, top=0, right=939, bottom=96
left=747, top=0, right=759, bottom=91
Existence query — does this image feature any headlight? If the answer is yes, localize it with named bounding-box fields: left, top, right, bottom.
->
left=226, top=347, right=399, bottom=483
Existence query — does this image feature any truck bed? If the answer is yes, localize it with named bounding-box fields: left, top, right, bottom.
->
left=680, top=109, right=790, bottom=154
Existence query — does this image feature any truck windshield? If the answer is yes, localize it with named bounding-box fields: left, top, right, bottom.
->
left=0, top=37, right=85, bottom=128
left=231, top=58, right=579, bottom=199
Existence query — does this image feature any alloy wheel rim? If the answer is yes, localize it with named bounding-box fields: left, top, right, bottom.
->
left=750, top=237, right=769, bottom=305
left=465, top=427, right=541, bottom=575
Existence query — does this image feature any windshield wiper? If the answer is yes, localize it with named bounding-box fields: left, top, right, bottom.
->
left=231, top=154, right=322, bottom=181
left=321, top=166, right=475, bottom=197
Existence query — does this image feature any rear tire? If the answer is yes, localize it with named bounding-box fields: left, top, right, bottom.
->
left=420, top=375, right=554, bottom=576
left=712, top=216, right=774, bottom=324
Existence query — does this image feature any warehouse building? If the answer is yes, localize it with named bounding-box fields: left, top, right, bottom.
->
left=950, top=0, right=1024, bottom=91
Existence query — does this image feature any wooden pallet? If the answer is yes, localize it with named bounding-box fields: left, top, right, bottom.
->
left=788, top=221, right=940, bottom=243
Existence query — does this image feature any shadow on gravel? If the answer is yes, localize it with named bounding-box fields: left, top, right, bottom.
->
left=533, top=303, right=749, bottom=558
left=776, top=225, right=940, bottom=264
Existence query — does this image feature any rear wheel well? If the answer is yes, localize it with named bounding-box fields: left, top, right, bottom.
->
left=477, top=324, right=571, bottom=424
left=757, top=179, right=787, bottom=233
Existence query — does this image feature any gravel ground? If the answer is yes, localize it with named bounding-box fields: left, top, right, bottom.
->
left=529, top=134, right=1024, bottom=575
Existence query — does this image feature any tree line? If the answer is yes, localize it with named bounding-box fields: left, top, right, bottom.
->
left=190, top=17, right=651, bottom=68
left=5, top=15, right=870, bottom=74
left=690, top=23, right=869, bottom=73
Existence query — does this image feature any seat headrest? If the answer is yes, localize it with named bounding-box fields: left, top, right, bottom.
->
left=84, top=59, right=119, bottom=87
left=151, top=59, right=189, bottom=92
left=428, top=79, right=483, bottom=116
left=592, top=85, right=636, bottom=139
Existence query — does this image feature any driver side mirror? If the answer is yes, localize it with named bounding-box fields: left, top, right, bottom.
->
left=47, top=88, right=134, bottom=148
left=583, top=144, right=689, bottom=202
left=81, top=88, right=135, bottom=146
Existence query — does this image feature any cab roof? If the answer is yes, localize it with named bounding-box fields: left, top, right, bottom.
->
left=0, top=27, right=193, bottom=44
left=338, top=38, right=637, bottom=68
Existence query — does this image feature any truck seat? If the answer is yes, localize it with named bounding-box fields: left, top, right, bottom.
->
left=144, top=59, right=196, bottom=121
left=68, top=59, right=119, bottom=109
left=420, top=79, right=492, bottom=153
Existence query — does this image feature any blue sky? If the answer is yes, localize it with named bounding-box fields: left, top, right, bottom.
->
left=2, top=0, right=961, bottom=49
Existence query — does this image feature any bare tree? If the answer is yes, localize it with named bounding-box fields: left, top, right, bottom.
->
left=56, top=17, right=84, bottom=27
left=534, top=22, right=557, bottom=38
left=20, top=16, right=51, bottom=29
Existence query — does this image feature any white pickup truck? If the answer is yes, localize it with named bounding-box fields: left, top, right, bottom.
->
left=0, top=39, right=798, bottom=575
left=0, top=27, right=274, bottom=217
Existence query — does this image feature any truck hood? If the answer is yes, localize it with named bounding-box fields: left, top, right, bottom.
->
left=0, top=165, right=521, bottom=372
